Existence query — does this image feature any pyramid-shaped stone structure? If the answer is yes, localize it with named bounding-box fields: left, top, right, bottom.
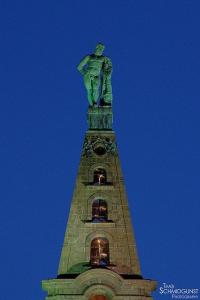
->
left=42, top=106, right=156, bottom=300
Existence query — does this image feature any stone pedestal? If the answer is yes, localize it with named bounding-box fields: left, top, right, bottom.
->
left=87, top=106, right=113, bottom=130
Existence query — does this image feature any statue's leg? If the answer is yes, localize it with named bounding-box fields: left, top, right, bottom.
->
left=87, top=90, right=93, bottom=106
left=92, top=76, right=100, bottom=105
left=83, top=74, right=93, bottom=106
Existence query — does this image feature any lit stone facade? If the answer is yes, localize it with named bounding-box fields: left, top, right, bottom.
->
left=42, top=107, right=157, bottom=300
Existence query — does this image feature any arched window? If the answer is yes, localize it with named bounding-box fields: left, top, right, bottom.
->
left=90, top=238, right=109, bottom=266
left=93, top=168, right=107, bottom=185
left=92, top=199, right=107, bottom=222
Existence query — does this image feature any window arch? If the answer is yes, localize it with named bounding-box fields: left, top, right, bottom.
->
left=93, top=168, right=107, bottom=185
left=90, top=238, right=109, bottom=266
left=92, top=199, right=107, bottom=222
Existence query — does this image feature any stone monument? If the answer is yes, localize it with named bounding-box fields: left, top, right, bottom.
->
left=42, top=44, right=157, bottom=300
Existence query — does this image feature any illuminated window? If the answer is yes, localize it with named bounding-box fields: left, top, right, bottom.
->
left=93, top=168, right=107, bottom=185
left=90, top=238, right=109, bottom=266
left=92, top=199, right=107, bottom=222
left=90, top=296, right=108, bottom=300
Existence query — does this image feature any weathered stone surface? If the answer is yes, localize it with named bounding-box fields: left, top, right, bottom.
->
left=87, top=107, right=113, bottom=130
left=42, top=269, right=156, bottom=299
left=42, top=122, right=157, bottom=299
left=56, top=131, right=141, bottom=276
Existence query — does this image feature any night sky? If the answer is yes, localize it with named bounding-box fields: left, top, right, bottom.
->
left=0, top=1, right=199, bottom=299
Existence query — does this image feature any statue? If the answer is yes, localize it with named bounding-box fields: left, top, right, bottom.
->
left=77, top=43, right=112, bottom=107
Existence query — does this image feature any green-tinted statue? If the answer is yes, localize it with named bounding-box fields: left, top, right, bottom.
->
left=77, top=43, right=112, bottom=107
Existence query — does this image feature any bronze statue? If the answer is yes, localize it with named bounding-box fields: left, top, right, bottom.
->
left=77, top=43, right=112, bottom=107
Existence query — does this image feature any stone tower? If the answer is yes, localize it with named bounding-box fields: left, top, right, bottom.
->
left=42, top=105, right=157, bottom=299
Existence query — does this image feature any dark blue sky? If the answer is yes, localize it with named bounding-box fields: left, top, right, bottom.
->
left=0, top=1, right=199, bottom=299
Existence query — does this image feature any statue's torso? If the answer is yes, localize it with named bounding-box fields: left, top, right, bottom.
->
left=86, top=55, right=105, bottom=76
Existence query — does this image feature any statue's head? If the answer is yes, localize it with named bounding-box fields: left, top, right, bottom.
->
left=95, top=43, right=105, bottom=56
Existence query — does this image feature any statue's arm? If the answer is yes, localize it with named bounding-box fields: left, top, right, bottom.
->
left=77, top=55, right=90, bottom=75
